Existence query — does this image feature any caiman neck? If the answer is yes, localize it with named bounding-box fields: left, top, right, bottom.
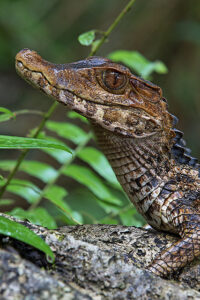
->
left=92, top=124, right=173, bottom=225
left=93, top=123, right=171, bottom=172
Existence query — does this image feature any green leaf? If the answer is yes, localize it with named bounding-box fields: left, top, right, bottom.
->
left=21, top=161, right=57, bottom=183
left=0, top=199, right=15, bottom=206
left=78, top=30, right=95, bottom=46
left=0, top=107, right=13, bottom=114
left=8, top=207, right=57, bottom=229
left=0, top=135, right=72, bottom=152
left=97, top=200, right=121, bottom=214
left=0, top=179, right=41, bottom=203
left=0, top=215, right=54, bottom=261
left=0, top=107, right=15, bottom=122
left=100, top=218, right=118, bottom=225
left=44, top=185, right=82, bottom=224
left=46, top=121, right=88, bottom=145
left=78, top=147, right=121, bottom=189
left=36, top=133, right=72, bottom=164
left=154, top=61, right=168, bottom=74
left=62, top=164, right=122, bottom=205
left=136, top=61, right=167, bottom=79
left=44, top=148, right=72, bottom=164
left=119, top=207, right=145, bottom=227
left=44, top=185, right=68, bottom=203
left=0, top=115, right=13, bottom=122
left=0, top=160, right=58, bottom=183
left=67, top=111, right=89, bottom=123
left=108, top=50, right=168, bottom=79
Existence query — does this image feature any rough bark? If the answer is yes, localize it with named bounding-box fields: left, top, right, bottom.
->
left=0, top=213, right=200, bottom=300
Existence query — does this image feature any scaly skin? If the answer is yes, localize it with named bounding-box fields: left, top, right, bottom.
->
left=15, top=49, right=200, bottom=278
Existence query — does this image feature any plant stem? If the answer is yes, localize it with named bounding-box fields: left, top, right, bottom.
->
left=89, top=0, right=136, bottom=56
left=14, top=109, right=43, bottom=116
left=0, top=102, right=58, bottom=198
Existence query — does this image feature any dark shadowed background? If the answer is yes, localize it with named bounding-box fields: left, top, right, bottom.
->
left=0, top=0, right=199, bottom=222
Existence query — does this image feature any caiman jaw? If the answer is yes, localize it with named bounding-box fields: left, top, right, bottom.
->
left=15, top=49, right=174, bottom=140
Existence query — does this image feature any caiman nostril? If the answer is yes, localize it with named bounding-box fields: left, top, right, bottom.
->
left=16, top=61, right=23, bottom=68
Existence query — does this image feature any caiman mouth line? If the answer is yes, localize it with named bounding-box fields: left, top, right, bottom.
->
left=16, top=59, right=164, bottom=138
left=16, top=59, right=161, bottom=139
left=16, top=59, right=127, bottom=109
left=15, top=60, right=162, bottom=121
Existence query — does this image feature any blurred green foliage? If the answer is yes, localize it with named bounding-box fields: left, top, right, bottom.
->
left=108, top=50, right=167, bottom=79
left=0, top=109, right=145, bottom=227
left=78, top=30, right=96, bottom=46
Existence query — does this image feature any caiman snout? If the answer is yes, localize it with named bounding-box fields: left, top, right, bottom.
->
left=16, top=48, right=45, bottom=72
left=15, top=48, right=63, bottom=89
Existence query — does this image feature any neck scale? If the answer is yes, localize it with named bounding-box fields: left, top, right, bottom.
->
left=93, top=124, right=176, bottom=231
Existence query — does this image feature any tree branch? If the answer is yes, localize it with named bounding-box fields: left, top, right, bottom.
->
left=1, top=213, right=200, bottom=299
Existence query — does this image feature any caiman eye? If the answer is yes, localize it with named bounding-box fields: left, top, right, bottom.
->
left=96, top=69, right=127, bottom=94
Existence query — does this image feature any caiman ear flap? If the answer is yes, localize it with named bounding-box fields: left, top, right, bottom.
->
left=130, top=78, right=162, bottom=103
left=171, top=128, right=199, bottom=168
left=169, top=113, right=179, bottom=126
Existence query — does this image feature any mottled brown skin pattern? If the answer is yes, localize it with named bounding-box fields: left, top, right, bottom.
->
left=15, top=49, right=200, bottom=278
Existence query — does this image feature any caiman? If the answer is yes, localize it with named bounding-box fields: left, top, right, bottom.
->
left=15, top=49, right=200, bottom=278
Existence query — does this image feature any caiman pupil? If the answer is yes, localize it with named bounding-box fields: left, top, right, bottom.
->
left=98, top=69, right=127, bottom=94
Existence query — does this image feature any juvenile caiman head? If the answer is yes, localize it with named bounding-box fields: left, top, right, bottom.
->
left=15, top=49, right=175, bottom=144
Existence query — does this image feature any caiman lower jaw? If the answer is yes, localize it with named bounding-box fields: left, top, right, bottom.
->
left=15, top=59, right=89, bottom=106
left=15, top=59, right=119, bottom=108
